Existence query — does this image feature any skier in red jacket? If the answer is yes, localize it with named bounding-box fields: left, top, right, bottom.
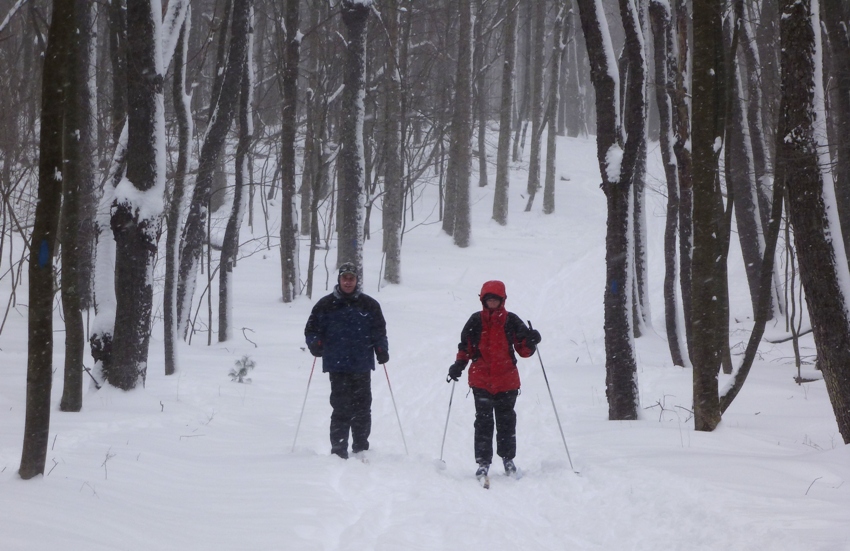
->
left=447, top=280, right=541, bottom=481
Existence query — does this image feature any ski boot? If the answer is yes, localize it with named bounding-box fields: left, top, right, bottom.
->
left=476, top=463, right=490, bottom=489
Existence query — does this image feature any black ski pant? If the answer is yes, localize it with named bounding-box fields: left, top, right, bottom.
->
left=472, top=387, right=518, bottom=465
left=328, top=371, right=372, bottom=458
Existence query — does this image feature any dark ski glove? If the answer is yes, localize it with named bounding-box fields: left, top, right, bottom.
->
left=308, top=340, right=323, bottom=357
left=447, top=361, right=466, bottom=382
left=376, top=347, right=389, bottom=364
left=526, top=329, right=542, bottom=347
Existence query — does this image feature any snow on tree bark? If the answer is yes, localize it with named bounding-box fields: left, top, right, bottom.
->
left=723, top=9, right=768, bottom=322
left=338, top=0, right=371, bottom=271
left=576, top=0, right=640, bottom=421
left=649, top=0, right=686, bottom=368
left=220, top=10, right=254, bottom=341
left=740, top=8, right=783, bottom=319
left=177, top=0, right=251, bottom=334
left=107, top=0, right=166, bottom=390
left=778, top=0, right=850, bottom=444
left=164, top=10, right=192, bottom=376
left=822, top=0, right=850, bottom=266
left=672, top=0, right=693, bottom=359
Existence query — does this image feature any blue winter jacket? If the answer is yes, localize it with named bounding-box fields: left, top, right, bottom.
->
left=304, top=285, right=388, bottom=373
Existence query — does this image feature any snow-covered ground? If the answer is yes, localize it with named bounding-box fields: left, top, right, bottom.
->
left=2, top=134, right=848, bottom=550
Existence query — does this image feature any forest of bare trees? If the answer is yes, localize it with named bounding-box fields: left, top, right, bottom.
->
left=6, top=0, right=850, bottom=478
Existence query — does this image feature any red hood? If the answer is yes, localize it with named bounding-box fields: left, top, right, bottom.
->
left=479, top=280, right=507, bottom=301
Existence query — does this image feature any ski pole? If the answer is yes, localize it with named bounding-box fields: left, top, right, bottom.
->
left=439, top=380, right=456, bottom=463
left=382, top=363, right=409, bottom=455
left=291, top=356, right=317, bottom=453
left=529, top=321, right=576, bottom=472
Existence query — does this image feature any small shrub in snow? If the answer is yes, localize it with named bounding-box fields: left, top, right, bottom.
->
left=229, top=355, right=255, bottom=383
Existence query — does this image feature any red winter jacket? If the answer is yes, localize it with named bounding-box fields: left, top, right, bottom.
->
left=455, top=281, right=536, bottom=394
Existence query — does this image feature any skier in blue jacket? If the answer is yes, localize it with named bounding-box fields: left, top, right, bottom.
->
left=305, top=262, right=389, bottom=459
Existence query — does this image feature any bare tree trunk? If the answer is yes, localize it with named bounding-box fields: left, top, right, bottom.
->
left=741, top=9, right=783, bottom=319
left=382, top=0, right=403, bottom=284
left=822, top=0, right=850, bottom=264
left=338, top=0, right=370, bottom=272
left=207, top=0, right=233, bottom=126
left=108, top=0, right=127, bottom=146
left=564, top=4, right=584, bottom=138
left=443, top=0, right=473, bottom=247
left=165, top=13, right=192, bottom=376
left=60, top=0, right=95, bottom=411
left=106, top=0, right=164, bottom=390
left=177, top=0, right=251, bottom=335
left=672, top=0, right=693, bottom=359
left=576, top=0, right=640, bottom=420
left=691, top=0, right=726, bottom=432
left=723, top=7, right=766, bottom=323
left=544, top=2, right=567, bottom=215
left=649, top=0, right=685, bottom=367
left=740, top=11, right=772, bottom=232
left=220, top=13, right=253, bottom=341
left=719, top=132, right=787, bottom=413
left=493, top=0, right=518, bottom=225
left=779, top=0, right=850, bottom=443
left=279, top=0, right=300, bottom=302
left=20, top=0, right=71, bottom=479
left=77, top=0, right=98, bottom=314
left=524, top=0, right=546, bottom=211
left=513, top=0, right=533, bottom=162
left=474, top=0, right=489, bottom=189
